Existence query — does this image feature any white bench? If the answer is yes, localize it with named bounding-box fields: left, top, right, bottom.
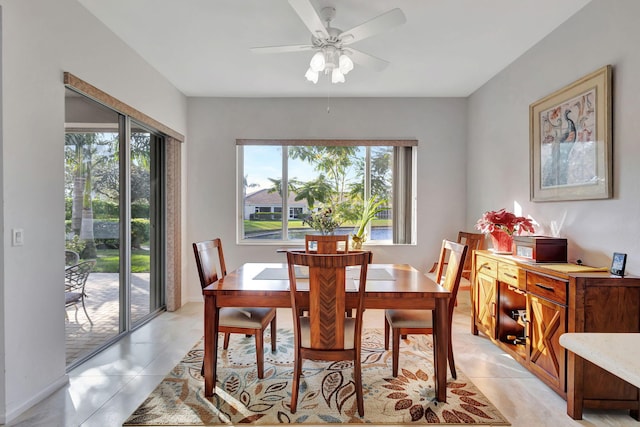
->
left=560, top=332, right=640, bottom=419
left=560, top=333, right=640, bottom=388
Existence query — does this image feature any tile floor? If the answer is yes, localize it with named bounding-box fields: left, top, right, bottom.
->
left=9, top=291, right=639, bottom=426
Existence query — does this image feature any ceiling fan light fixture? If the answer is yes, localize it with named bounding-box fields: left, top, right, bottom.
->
left=331, top=68, right=345, bottom=84
left=251, top=2, right=406, bottom=86
left=309, top=51, right=326, bottom=72
left=323, top=46, right=339, bottom=69
left=305, top=67, right=319, bottom=84
left=339, top=53, right=354, bottom=75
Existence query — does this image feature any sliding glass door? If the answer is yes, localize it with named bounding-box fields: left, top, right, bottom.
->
left=130, top=122, right=165, bottom=325
left=64, top=89, right=166, bottom=368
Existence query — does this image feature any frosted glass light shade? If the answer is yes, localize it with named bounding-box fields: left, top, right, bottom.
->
left=309, top=51, right=326, bottom=72
left=331, top=68, right=345, bottom=83
left=305, top=68, right=319, bottom=83
left=339, top=54, right=354, bottom=74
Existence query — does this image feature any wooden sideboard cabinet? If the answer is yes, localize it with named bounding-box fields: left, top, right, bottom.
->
left=471, top=250, right=640, bottom=420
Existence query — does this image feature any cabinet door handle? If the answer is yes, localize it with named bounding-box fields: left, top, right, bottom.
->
left=491, top=301, right=497, bottom=318
left=535, top=283, right=555, bottom=292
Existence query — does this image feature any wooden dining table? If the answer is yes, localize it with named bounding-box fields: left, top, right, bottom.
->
left=202, top=262, right=451, bottom=402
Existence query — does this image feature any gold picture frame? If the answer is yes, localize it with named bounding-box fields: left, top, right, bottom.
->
left=530, top=65, right=612, bottom=202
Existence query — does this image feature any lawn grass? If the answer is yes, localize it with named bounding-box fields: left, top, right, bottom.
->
left=93, top=248, right=150, bottom=273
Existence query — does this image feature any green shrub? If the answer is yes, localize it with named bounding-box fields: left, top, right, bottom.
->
left=68, top=219, right=150, bottom=249
left=250, top=212, right=283, bottom=221
left=64, top=198, right=150, bottom=220
left=65, top=234, right=86, bottom=255
left=65, top=199, right=72, bottom=221
left=131, top=200, right=149, bottom=218
left=92, top=199, right=120, bottom=218
left=131, top=219, right=150, bottom=248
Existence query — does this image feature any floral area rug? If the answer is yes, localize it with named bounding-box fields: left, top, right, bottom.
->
left=124, top=329, right=510, bottom=425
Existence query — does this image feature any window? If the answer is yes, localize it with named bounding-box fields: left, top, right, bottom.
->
left=238, top=139, right=416, bottom=244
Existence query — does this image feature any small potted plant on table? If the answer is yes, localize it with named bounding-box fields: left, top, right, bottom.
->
left=303, top=207, right=340, bottom=235
left=352, top=196, right=387, bottom=249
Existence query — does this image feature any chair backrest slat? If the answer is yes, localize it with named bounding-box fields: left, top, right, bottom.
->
left=434, top=240, right=468, bottom=315
left=192, top=238, right=227, bottom=290
left=305, top=234, right=349, bottom=254
left=309, top=265, right=346, bottom=348
left=457, top=231, right=484, bottom=279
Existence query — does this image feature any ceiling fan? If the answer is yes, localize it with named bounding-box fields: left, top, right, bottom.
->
left=250, top=0, right=406, bottom=84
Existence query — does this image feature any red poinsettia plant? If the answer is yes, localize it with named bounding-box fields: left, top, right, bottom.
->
left=475, top=208, right=535, bottom=236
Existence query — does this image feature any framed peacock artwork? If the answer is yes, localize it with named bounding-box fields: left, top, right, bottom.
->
left=529, top=65, right=612, bottom=202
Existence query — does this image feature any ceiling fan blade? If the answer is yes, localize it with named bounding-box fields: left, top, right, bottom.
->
left=250, top=44, right=315, bottom=54
left=346, top=48, right=389, bottom=72
left=339, top=8, right=406, bottom=45
left=288, top=0, right=329, bottom=39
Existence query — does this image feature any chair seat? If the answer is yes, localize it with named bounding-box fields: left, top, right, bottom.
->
left=299, top=316, right=356, bottom=349
left=65, top=292, right=82, bottom=305
left=219, top=307, right=274, bottom=328
left=385, top=240, right=468, bottom=379
left=386, top=309, right=433, bottom=329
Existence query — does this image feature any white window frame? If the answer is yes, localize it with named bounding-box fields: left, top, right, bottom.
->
left=236, top=139, right=417, bottom=245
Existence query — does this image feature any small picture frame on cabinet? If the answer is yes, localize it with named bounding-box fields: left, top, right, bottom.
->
left=610, top=252, right=627, bottom=277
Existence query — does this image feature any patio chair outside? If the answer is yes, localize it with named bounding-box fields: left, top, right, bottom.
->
left=65, top=259, right=97, bottom=325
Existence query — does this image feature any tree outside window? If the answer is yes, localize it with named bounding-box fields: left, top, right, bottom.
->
left=240, top=143, right=402, bottom=243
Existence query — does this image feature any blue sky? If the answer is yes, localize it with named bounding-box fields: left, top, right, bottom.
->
left=243, top=145, right=364, bottom=194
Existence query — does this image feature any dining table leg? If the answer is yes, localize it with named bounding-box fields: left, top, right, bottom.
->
left=434, top=296, right=449, bottom=402
left=204, top=294, right=219, bottom=397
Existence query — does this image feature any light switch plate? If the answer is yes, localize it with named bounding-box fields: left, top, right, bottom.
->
left=12, top=229, right=24, bottom=246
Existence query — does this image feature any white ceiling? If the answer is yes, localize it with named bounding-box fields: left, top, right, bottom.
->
left=78, top=0, right=591, bottom=98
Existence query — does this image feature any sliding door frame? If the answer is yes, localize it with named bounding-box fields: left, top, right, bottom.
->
left=64, top=72, right=183, bottom=313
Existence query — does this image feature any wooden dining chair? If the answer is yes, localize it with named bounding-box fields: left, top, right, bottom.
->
left=193, top=238, right=276, bottom=379
left=304, top=234, right=359, bottom=317
left=304, top=234, right=349, bottom=254
left=384, top=240, right=468, bottom=378
left=427, top=231, right=483, bottom=280
left=426, top=231, right=482, bottom=306
left=286, top=250, right=371, bottom=416
left=456, top=231, right=484, bottom=280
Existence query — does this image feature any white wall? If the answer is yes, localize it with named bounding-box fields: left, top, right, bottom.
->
left=0, top=0, right=186, bottom=422
left=467, top=0, right=640, bottom=273
left=185, top=97, right=468, bottom=302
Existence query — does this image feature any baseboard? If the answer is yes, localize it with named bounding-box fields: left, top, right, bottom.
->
left=1, top=374, right=69, bottom=424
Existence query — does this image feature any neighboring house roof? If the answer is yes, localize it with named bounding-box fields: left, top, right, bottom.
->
left=245, top=189, right=307, bottom=207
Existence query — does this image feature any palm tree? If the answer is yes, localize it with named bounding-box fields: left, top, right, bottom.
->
left=66, top=132, right=123, bottom=257
left=65, top=133, right=98, bottom=257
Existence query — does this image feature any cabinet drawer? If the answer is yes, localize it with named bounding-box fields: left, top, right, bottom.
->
left=526, top=272, right=567, bottom=305
left=476, top=255, right=498, bottom=279
left=498, top=263, right=524, bottom=290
